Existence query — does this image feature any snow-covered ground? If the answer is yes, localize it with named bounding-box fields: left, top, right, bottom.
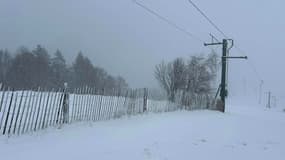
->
left=0, top=103, right=285, bottom=160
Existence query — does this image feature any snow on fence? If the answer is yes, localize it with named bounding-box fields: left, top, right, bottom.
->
left=0, top=86, right=213, bottom=137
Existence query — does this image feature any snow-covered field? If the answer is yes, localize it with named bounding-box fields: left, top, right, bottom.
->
left=0, top=103, right=284, bottom=160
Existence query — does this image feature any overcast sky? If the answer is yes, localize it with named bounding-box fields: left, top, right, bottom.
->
left=0, top=0, right=284, bottom=106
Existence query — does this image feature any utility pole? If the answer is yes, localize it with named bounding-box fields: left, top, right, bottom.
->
left=258, top=80, right=263, bottom=104
left=205, top=38, right=247, bottom=112
left=220, top=39, right=228, bottom=112
left=266, top=91, right=271, bottom=108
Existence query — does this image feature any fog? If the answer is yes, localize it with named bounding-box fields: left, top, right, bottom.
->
left=0, top=0, right=285, bottom=106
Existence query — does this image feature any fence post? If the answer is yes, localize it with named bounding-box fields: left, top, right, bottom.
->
left=62, top=83, right=69, bottom=124
left=143, top=88, right=148, bottom=112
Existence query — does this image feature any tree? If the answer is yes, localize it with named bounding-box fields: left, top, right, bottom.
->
left=6, top=45, right=54, bottom=89
left=0, top=49, right=11, bottom=85
left=155, top=58, right=186, bottom=102
left=104, top=75, right=116, bottom=90
left=155, top=61, right=171, bottom=100
left=155, top=54, right=219, bottom=102
left=205, top=50, right=220, bottom=79
left=6, top=47, right=36, bottom=89
left=93, top=67, right=108, bottom=88
left=72, top=52, right=97, bottom=88
left=32, top=45, right=51, bottom=87
left=185, top=55, right=214, bottom=95
left=184, top=53, right=219, bottom=96
left=172, top=58, right=187, bottom=91
left=50, top=49, right=68, bottom=88
left=3, top=46, right=129, bottom=90
left=114, top=76, right=129, bottom=89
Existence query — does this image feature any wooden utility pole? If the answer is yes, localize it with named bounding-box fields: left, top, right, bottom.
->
left=205, top=38, right=247, bottom=112
left=143, top=88, right=148, bottom=112
left=220, top=39, right=228, bottom=112
left=258, top=80, right=263, bottom=104
left=266, top=91, right=271, bottom=108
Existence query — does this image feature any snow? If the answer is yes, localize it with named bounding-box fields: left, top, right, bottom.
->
left=0, top=103, right=285, bottom=160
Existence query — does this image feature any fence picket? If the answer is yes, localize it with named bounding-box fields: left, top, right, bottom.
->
left=20, top=90, right=32, bottom=135
left=97, top=89, right=104, bottom=121
left=73, top=88, right=80, bottom=122
left=7, top=91, right=18, bottom=136
left=79, top=88, right=85, bottom=121
left=93, top=90, right=100, bottom=121
left=0, top=88, right=8, bottom=130
left=85, top=87, right=92, bottom=121
left=34, top=89, right=44, bottom=131
left=90, top=89, right=96, bottom=121
left=46, top=89, right=55, bottom=128
left=17, top=91, right=28, bottom=135
left=41, top=90, right=51, bottom=129
left=13, top=90, right=24, bottom=135
left=2, top=90, right=14, bottom=135
left=0, top=86, right=5, bottom=112
left=71, top=88, right=77, bottom=122
left=30, top=88, right=40, bottom=132
left=52, top=90, right=61, bottom=126
left=57, top=90, right=64, bottom=125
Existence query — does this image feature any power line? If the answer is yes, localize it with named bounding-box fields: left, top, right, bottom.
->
left=134, top=0, right=267, bottom=104
left=133, top=0, right=203, bottom=43
left=134, top=0, right=264, bottom=85
left=233, top=45, right=263, bottom=81
left=186, top=0, right=228, bottom=38
left=186, top=0, right=264, bottom=82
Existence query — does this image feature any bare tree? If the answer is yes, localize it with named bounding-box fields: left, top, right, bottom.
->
left=155, top=58, right=186, bottom=102
left=155, top=54, right=219, bottom=103
left=185, top=55, right=217, bottom=95
left=205, top=50, right=220, bottom=79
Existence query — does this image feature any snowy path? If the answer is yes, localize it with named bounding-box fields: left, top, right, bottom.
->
left=1, top=105, right=285, bottom=160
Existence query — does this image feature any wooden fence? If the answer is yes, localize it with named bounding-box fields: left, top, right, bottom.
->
left=0, top=86, right=213, bottom=137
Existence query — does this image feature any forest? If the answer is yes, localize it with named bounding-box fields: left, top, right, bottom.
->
left=0, top=45, right=128, bottom=90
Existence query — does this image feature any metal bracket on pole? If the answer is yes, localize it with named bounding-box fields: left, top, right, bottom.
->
left=227, top=39, right=234, bottom=52
left=204, top=42, right=222, bottom=46
left=223, top=56, right=248, bottom=59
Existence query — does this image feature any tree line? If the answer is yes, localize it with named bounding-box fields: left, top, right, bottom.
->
left=0, top=45, right=128, bottom=90
left=154, top=52, right=219, bottom=102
